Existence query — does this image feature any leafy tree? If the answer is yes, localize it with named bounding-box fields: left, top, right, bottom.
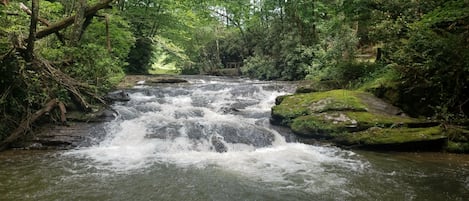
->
left=390, top=0, right=469, bottom=116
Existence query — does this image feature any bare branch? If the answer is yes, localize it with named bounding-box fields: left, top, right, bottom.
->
left=36, top=0, right=114, bottom=40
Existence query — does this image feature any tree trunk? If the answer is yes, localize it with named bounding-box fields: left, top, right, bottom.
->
left=70, top=0, right=88, bottom=46
left=25, top=0, right=39, bottom=62
left=19, top=3, right=65, bottom=44
left=105, top=14, right=111, bottom=52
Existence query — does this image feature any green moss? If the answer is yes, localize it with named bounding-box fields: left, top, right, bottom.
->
left=345, top=112, right=416, bottom=127
left=446, top=127, right=469, bottom=142
left=271, top=89, right=455, bottom=151
left=445, top=141, right=469, bottom=153
left=291, top=112, right=419, bottom=136
left=339, top=126, right=445, bottom=145
left=272, top=90, right=368, bottom=125
left=291, top=114, right=349, bottom=136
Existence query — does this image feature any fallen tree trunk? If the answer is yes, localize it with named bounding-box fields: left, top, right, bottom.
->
left=36, top=0, right=114, bottom=40
left=0, top=99, right=59, bottom=151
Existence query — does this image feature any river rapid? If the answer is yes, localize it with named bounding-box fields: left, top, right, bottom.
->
left=1, top=76, right=469, bottom=201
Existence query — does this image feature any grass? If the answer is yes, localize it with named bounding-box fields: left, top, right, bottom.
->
left=149, top=52, right=180, bottom=75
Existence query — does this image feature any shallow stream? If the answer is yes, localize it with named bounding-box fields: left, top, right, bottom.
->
left=1, top=76, right=468, bottom=201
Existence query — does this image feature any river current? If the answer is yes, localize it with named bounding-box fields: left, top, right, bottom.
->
left=1, top=76, right=468, bottom=201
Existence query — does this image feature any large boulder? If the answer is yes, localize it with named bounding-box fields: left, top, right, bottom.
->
left=271, top=89, right=454, bottom=151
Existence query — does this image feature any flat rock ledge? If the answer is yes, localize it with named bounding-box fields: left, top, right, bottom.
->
left=13, top=122, right=106, bottom=150
left=271, top=89, right=469, bottom=153
left=116, top=75, right=188, bottom=89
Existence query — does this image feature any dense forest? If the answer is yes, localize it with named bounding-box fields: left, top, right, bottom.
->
left=0, top=0, right=468, bottom=146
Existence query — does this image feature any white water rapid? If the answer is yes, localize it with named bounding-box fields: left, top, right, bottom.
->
left=65, top=76, right=367, bottom=194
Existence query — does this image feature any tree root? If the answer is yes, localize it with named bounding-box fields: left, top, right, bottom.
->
left=0, top=58, right=110, bottom=151
left=39, top=58, right=107, bottom=111
left=0, top=99, right=59, bottom=151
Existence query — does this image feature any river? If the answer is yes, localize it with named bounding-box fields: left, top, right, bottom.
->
left=1, top=76, right=468, bottom=201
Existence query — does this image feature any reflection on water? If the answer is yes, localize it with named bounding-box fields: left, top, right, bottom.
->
left=1, top=150, right=468, bottom=201
left=1, top=76, right=468, bottom=201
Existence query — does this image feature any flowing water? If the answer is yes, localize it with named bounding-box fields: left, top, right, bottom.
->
left=1, top=76, right=469, bottom=201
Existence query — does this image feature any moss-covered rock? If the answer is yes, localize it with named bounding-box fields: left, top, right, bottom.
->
left=295, top=80, right=341, bottom=93
left=445, top=127, right=469, bottom=153
left=291, top=111, right=418, bottom=137
left=337, top=126, right=445, bottom=145
left=272, top=90, right=368, bottom=125
left=271, top=89, right=450, bottom=152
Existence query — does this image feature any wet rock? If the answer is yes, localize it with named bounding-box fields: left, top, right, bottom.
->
left=67, top=109, right=118, bottom=122
left=211, top=135, right=228, bottom=153
left=149, top=77, right=188, bottom=84
left=116, top=75, right=188, bottom=89
left=17, top=123, right=105, bottom=150
left=105, top=90, right=130, bottom=102
left=145, top=123, right=182, bottom=140
left=220, top=106, right=241, bottom=114
left=216, top=124, right=275, bottom=147
left=272, top=89, right=445, bottom=151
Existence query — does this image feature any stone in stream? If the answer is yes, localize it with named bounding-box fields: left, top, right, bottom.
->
left=211, top=135, right=228, bottom=153
left=15, top=123, right=106, bottom=150
left=271, top=89, right=450, bottom=151
left=104, top=90, right=130, bottom=102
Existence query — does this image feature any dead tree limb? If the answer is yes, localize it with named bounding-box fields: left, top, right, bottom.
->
left=58, top=101, right=67, bottom=124
left=0, top=99, right=59, bottom=151
left=40, top=59, right=107, bottom=111
left=19, top=3, right=65, bottom=44
left=1, top=0, right=8, bottom=6
left=36, top=0, right=114, bottom=40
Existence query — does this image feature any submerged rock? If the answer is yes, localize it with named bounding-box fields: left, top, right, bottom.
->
left=105, top=90, right=130, bottom=102
left=271, top=89, right=453, bottom=152
left=15, top=123, right=105, bottom=150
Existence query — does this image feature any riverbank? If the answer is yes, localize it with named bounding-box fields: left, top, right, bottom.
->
left=271, top=81, right=469, bottom=153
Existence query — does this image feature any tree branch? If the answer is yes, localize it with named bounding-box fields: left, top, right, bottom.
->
left=36, top=0, right=114, bottom=40
left=19, top=3, right=65, bottom=44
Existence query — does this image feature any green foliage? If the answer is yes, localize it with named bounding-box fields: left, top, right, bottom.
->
left=0, top=1, right=133, bottom=141
left=125, top=37, right=154, bottom=74
left=63, top=44, right=125, bottom=91
left=389, top=0, right=469, bottom=116
left=242, top=55, right=277, bottom=80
